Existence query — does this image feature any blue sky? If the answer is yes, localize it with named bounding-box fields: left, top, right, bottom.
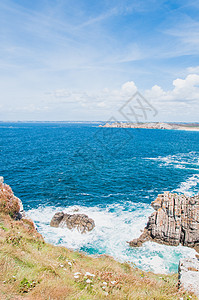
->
left=0, top=0, right=199, bottom=121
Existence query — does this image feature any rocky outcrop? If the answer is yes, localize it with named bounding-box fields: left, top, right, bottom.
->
left=179, top=258, right=199, bottom=298
left=0, top=177, right=25, bottom=220
left=129, top=192, right=199, bottom=251
left=50, top=212, right=95, bottom=233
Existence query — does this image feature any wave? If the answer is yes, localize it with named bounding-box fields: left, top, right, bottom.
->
left=144, top=151, right=199, bottom=170
left=173, top=174, right=199, bottom=196
left=27, top=202, right=197, bottom=274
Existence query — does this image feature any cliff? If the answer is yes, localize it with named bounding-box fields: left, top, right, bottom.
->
left=129, top=191, right=199, bottom=252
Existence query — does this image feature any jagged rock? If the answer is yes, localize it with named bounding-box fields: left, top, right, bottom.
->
left=50, top=212, right=95, bottom=233
left=0, top=181, right=25, bottom=220
left=129, top=192, right=199, bottom=251
left=178, top=258, right=199, bottom=298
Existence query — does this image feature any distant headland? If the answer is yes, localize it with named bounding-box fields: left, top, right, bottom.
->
left=100, top=122, right=199, bottom=131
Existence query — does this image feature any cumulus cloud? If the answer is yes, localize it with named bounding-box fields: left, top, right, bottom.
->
left=50, top=75, right=199, bottom=112
left=50, top=81, right=138, bottom=110
left=122, top=81, right=137, bottom=94
left=145, top=74, right=199, bottom=103
left=20, top=73, right=198, bottom=121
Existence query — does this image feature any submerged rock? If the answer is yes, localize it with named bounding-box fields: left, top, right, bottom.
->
left=178, top=258, right=199, bottom=298
left=129, top=192, right=199, bottom=251
left=50, top=212, right=95, bottom=233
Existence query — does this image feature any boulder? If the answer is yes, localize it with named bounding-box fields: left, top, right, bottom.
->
left=129, top=192, right=199, bottom=250
left=178, top=258, right=199, bottom=298
left=50, top=212, right=95, bottom=233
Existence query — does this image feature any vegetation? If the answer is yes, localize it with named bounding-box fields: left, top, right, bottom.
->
left=0, top=183, right=197, bottom=299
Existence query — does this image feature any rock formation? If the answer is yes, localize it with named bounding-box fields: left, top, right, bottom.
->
left=0, top=177, right=25, bottom=220
left=178, top=258, right=199, bottom=298
left=50, top=212, right=95, bottom=233
left=129, top=191, right=199, bottom=251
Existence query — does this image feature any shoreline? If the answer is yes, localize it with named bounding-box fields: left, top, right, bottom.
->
left=100, top=122, right=199, bottom=132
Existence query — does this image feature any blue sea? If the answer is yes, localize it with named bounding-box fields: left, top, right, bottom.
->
left=1, top=122, right=199, bottom=273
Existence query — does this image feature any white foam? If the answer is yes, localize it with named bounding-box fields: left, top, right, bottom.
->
left=144, top=152, right=199, bottom=170
left=174, top=174, right=199, bottom=196
left=27, top=202, right=197, bottom=274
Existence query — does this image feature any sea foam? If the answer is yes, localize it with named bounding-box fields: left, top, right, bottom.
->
left=27, top=201, right=197, bottom=274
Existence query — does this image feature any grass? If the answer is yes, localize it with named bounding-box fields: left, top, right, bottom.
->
left=0, top=183, right=197, bottom=300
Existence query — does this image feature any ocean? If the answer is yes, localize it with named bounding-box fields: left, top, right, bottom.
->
left=1, top=122, right=199, bottom=274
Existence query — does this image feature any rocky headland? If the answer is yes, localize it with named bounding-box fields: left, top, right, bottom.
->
left=129, top=191, right=199, bottom=252
left=0, top=177, right=199, bottom=299
left=50, top=211, right=95, bottom=233
left=100, top=122, right=199, bottom=131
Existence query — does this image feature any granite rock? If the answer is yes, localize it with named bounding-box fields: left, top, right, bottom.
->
left=129, top=192, right=199, bottom=251
left=50, top=212, right=95, bottom=233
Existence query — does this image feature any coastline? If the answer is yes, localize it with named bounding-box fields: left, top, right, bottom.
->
left=0, top=178, right=199, bottom=299
left=100, top=122, right=199, bottom=132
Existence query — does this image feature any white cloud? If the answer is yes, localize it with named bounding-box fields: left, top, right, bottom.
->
left=122, top=81, right=137, bottom=94
left=50, top=81, right=138, bottom=110
left=187, top=66, right=199, bottom=74
left=145, top=74, right=199, bottom=103
left=50, top=75, right=199, bottom=112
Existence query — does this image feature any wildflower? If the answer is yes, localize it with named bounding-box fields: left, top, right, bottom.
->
left=74, top=272, right=81, bottom=276
left=104, top=292, right=108, bottom=296
left=111, top=281, right=117, bottom=285
left=86, top=279, right=92, bottom=284
left=74, top=275, right=79, bottom=279
left=60, top=264, right=64, bottom=268
left=68, top=262, right=72, bottom=266
left=85, top=272, right=95, bottom=277
left=102, top=286, right=106, bottom=290
left=102, top=282, right=107, bottom=285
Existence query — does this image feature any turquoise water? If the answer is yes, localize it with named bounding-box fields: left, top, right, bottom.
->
left=1, top=122, right=199, bottom=273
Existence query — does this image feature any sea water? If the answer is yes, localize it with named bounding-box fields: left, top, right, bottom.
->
left=1, top=122, right=199, bottom=273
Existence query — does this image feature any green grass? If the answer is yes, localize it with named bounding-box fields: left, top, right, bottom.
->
left=0, top=182, right=197, bottom=299
left=0, top=212, right=197, bottom=300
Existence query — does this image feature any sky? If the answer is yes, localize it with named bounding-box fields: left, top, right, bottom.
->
left=0, top=0, right=199, bottom=122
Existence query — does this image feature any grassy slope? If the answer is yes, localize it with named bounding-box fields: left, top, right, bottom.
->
left=0, top=184, right=196, bottom=300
